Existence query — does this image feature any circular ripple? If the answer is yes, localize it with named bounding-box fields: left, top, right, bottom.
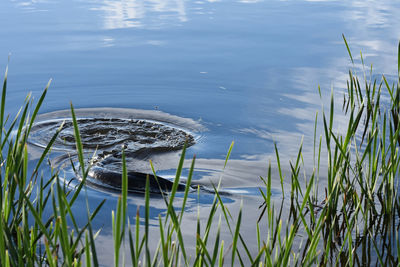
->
left=29, top=117, right=195, bottom=153
left=28, top=109, right=199, bottom=193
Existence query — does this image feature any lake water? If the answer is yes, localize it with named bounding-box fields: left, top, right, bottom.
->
left=1, top=0, right=400, bottom=265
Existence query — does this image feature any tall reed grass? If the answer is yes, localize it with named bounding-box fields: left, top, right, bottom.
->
left=0, top=38, right=399, bottom=266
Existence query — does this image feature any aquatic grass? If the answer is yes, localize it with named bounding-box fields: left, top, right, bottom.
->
left=1, top=38, right=400, bottom=266
left=0, top=66, right=106, bottom=266
left=71, top=38, right=400, bottom=266
left=0, top=67, right=62, bottom=265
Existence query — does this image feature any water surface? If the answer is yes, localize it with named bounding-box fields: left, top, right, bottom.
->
left=1, top=0, right=400, bottom=264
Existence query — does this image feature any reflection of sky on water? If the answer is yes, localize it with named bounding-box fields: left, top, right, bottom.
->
left=344, top=0, right=393, bottom=28
left=3, top=0, right=400, bottom=263
left=341, top=1, right=400, bottom=75
left=11, top=0, right=49, bottom=12
left=4, top=0, right=400, bottom=181
left=87, top=190, right=264, bottom=267
left=90, top=0, right=187, bottom=29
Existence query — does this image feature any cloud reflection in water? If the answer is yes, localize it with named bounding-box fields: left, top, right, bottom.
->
left=90, top=0, right=187, bottom=29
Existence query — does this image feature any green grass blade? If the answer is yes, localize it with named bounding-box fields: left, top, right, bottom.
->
left=179, top=155, right=196, bottom=224
left=85, top=232, right=91, bottom=267
left=231, top=202, right=242, bottom=267
left=274, top=143, right=285, bottom=197
left=68, top=103, right=90, bottom=206
left=0, top=65, right=8, bottom=143
left=343, top=34, right=354, bottom=64
left=85, top=196, right=100, bottom=267
left=27, top=79, right=51, bottom=134
left=224, top=141, right=234, bottom=169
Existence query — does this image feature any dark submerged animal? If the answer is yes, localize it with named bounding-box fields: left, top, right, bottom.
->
left=30, top=117, right=196, bottom=193
left=89, top=167, right=187, bottom=194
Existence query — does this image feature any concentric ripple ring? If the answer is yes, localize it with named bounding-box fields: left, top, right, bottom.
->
left=29, top=108, right=200, bottom=193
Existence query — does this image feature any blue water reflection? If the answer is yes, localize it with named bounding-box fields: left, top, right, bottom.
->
left=91, top=0, right=187, bottom=30
left=1, top=0, right=400, bottom=264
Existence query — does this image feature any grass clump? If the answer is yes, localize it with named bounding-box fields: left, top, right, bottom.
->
left=1, top=38, right=400, bottom=266
left=0, top=68, right=104, bottom=266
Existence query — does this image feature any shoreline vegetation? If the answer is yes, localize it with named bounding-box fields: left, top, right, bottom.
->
left=1, top=38, right=400, bottom=266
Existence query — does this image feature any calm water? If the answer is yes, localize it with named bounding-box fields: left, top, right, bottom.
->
left=1, top=0, right=400, bottom=265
